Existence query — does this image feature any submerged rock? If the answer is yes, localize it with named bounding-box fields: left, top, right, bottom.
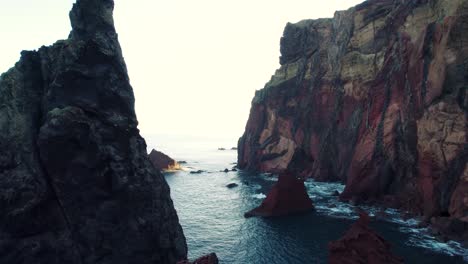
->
left=244, top=172, right=314, bottom=217
left=237, top=0, right=468, bottom=240
left=328, top=211, right=403, bottom=264
left=0, top=0, right=186, bottom=263
left=149, top=149, right=182, bottom=171
left=226, top=183, right=239, bottom=188
left=190, top=170, right=205, bottom=174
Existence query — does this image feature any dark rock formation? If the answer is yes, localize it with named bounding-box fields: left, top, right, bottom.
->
left=177, top=253, right=219, bottom=264
left=0, top=1, right=187, bottom=263
left=226, top=183, right=239, bottom=188
left=149, top=149, right=182, bottom=171
left=328, top=211, right=403, bottom=264
left=238, top=0, right=468, bottom=239
left=244, top=172, right=314, bottom=217
left=430, top=216, right=468, bottom=242
left=190, top=170, right=205, bottom=174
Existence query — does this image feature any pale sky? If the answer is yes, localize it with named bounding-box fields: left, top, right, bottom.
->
left=0, top=0, right=363, bottom=140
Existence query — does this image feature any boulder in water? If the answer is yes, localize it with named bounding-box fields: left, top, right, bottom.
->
left=226, top=183, right=239, bottom=188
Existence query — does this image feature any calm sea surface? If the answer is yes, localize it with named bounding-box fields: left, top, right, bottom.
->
left=145, top=134, right=468, bottom=263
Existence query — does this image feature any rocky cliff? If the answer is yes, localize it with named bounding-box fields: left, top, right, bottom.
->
left=239, top=0, right=467, bottom=239
left=0, top=0, right=187, bottom=263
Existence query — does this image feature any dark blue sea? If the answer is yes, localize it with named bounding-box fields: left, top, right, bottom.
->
left=146, top=134, right=468, bottom=263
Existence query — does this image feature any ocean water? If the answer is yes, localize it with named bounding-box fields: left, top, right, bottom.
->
left=145, top=134, right=468, bottom=264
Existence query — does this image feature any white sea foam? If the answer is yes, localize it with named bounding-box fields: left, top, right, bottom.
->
left=252, top=193, right=267, bottom=199
left=306, top=179, right=468, bottom=260
left=404, top=230, right=468, bottom=261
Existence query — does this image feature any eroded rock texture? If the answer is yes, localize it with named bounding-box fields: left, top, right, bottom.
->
left=244, top=172, right=314, bottom=218
left=0, top=0, right=187, bottom=263
left=239, top=0, right=468, bottom=239
left=328, top=211, right=403, bottom=264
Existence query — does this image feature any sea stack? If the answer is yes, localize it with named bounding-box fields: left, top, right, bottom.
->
left=328, top=211, right=403, bottom=264
left=238, top=0, right=467, bottom=240
left=244, top=172, right=314, bottom=218
left=0, top=0, right=186, bottom=263
left=149, top=149, right=182, bottom=171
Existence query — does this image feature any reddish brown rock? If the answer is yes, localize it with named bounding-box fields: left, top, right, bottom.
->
left=244, top=172, right=314, bottom=217
left=149, top=149, right=182, bottom=171
left=177, top=253, right=219, bottom=264
left=328, top=211, right=403, bottom=264
left=238, top=0, right=468, bottom=240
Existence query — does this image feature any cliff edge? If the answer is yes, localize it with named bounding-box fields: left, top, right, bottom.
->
left=239, top=0, right=467, bottom=240
left=0, top=1, right=187, bottom=263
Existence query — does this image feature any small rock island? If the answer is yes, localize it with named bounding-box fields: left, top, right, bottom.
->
left=149, top=149, right=182, bottom=171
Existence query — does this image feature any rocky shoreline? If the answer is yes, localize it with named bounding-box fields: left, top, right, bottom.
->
left=239, top=0, right=468, bottom=244
left=1, top=0, right=466, bottom=263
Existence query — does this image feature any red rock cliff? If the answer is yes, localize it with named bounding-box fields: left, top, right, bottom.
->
left=239, top=0, right=467, bottom=238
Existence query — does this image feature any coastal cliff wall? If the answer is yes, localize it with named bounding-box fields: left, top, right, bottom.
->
left=0, top=1, right=187, bottom=263
left=239, top=0, right=467, bottom=232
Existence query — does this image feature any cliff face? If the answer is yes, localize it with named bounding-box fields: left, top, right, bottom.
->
left=239, top=0, right=467, bottom=227
left=0, top=1, right=187, bottom=263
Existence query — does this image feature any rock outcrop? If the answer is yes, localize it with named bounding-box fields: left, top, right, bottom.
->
left=149, top=149, right=182, bottom=171
left=177, top=253, right=219, bottom=264
left=0, top=1, right=187, bottom=263
left=244, top=172, right=314, bottom=217
left=328, top=211, right=403, bottom=264
left=238, top=0, right=468, bottom=239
